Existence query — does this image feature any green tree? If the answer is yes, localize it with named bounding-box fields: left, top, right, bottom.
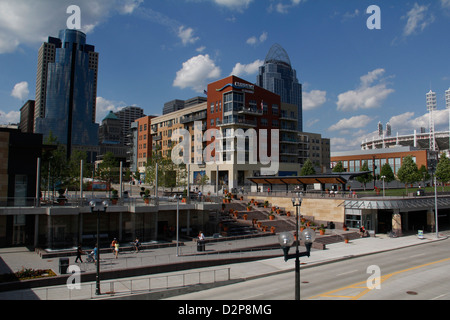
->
left=355, top=161, right=373, bottom=190
left=380, top=163, right=395, bottom=184
left=435, top=153, right=450, bottom=190
left=397, top=155, right=421, bottom=190
left=300, top=159, right=316, bottom=176
left=418, top=164, right=431, bottom=186
left=332, top=161, right=345, bottom=173
left=198, top=173, right=210, bottom=193
left=98, top=152, right=119, bottom=187
left=41, top=131, right=68, bottom=197
left=67, top=150, right=89, bottom=191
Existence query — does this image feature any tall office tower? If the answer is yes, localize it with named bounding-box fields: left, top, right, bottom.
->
left=163, top=99, right=185, bottom=115
left=115, top=106, right=145, bottom=146
left=34, top=29, right=99, bottom=159
left=256, top=44, right=303, bottom=131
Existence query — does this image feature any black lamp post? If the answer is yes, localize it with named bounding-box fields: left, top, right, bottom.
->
left=278, top=194, right=315, bottom=300
left=89, top=200, right=109, bottom=295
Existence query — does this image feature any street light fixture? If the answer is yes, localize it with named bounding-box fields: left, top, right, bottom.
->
left=89, top=199, right=109, bottom=295
left=381, top=175, right=386, bottom=197
left=277, top=194, right=315, bottom=300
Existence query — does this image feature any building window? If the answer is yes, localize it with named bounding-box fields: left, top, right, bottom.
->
left=272, top=104, right=279, bottom=115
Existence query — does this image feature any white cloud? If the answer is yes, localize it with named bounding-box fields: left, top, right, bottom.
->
left=303, top=90, right=327, bottom=111
left=230, top=59, right=263, bottom=77
left=196, top=46, right=206, bottom=53
left=178, top=26, right=200, bottom=46
left=403, top=3, right=435, bottom=36
left=95, top=97, right=127, bottom=123
left=119, top=0, right=144, bottom=14
left=329, top=115, right=373, bottom=132
left=11, top=81, right=29, bottom=101
left=387, top=109, right=450, bottom=136
left=342, top=9, right=360, bottom=20
left=246, top=31, right=268, bottom=46
left=269, top=0, right=304, bottom=14
left=0, top=110, right=20, bottom=125
left=330, top=137, right=362, bottom=152
left=173, top=54, right=221, bottom=93
left=0, top=0, right=143, bottom=54
left=337, top=68, right=394, bottom=112
left=213, top=0, right=253, bottom=11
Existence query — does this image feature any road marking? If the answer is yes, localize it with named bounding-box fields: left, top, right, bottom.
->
left=336, top=270, right=358, bottom=276
left=431, top=293, right=448, bottom=300
left=308, top=257, right=450, bottom=300
left=409, top=253, right=427, bottom=258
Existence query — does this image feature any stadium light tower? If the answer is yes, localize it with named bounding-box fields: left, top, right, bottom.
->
left=426, top=90, right=437, bottom=152
left=446, top=88, right=450, bottom=152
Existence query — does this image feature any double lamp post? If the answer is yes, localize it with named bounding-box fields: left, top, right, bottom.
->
left=89, top=200, right=109, bottom=295
left=278, top=194, right=315, bottom=300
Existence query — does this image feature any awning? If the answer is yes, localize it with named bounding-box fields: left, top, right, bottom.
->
left=339, top=197, right=450, bottom=211
left=247, top=172, right=372, bottom=187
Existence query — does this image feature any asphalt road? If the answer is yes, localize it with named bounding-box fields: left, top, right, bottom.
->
left=166, top=234, right=450, bottom=300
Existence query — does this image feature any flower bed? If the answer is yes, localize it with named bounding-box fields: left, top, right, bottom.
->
left=0, top=267, right=57, bottom=283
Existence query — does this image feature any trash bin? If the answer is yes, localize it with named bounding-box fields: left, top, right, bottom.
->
left=59, top=257, right=69, bottom=274
left=197, top=240, right=205, bottom=252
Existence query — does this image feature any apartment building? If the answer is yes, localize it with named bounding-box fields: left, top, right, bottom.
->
left=136, top=75, right=330, bottom=189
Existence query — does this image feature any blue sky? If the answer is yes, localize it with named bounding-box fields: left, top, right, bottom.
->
left=1, top=0, right=450, bottom=153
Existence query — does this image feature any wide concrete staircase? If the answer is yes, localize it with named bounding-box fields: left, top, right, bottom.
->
left=219, top=199, right=360, bottom=246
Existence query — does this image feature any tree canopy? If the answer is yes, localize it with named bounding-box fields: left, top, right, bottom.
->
left=396, top=155, right=421, bottom=188
left=300, top=159, right=316, bottom=176
left=435, top=153, right=450, bottom=187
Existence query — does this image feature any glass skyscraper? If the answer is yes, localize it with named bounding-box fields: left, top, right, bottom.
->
left=35, top=29, right=99, bottom=159
left=256, top=44, right=303, bottom=131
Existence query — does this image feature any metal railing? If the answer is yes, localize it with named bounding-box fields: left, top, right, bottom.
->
left=0, top=194, right=223, bottom=209
left=28, top=267, right=231, bottom=300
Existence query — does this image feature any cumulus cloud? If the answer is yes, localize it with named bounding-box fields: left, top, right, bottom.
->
left=213, top=0, right=253, bottom=11
left=0, top=110, right=20, bottom=125
left=11, top=81, right=29, bottom=101
left=403, top=3, right=435, bottom=36
left=173, top=54, right=221, bottom=93
left=178, top=26, right=200, bottom=46
left=337, top=68, right=394, bottom=112
left=329, top=115, right=373, bottom=132
left=230, top=59, right=263, bottom=77
left=95, top=96, right=127, bottom=123
left=387, top=109, right=450, bottom=136
left=303, top=90, right=327, bottom=111
left=246, top=32, right=268, bottom=46
left=269, top=0, right=303, bottom=14
left=0, top=0, right=143, bottom=54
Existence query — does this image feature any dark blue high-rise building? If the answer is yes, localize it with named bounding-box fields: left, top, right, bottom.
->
left=35, top=29, right=99, bottom=160
left=256, top=44, right=303, bottom=131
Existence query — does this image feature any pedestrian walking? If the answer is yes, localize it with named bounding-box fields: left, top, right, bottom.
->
left=75, top=245, right=84, bottom=263
left=114, top=241, right=119, bottom=258
left=93, top=244, right=98, bottom=265
left=111, top=238, right=117, bottom=254
left=134, top=237, right=140, bottom=253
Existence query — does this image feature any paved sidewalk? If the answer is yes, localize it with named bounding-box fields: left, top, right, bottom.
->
left=0, top=231, right=448, bottom=300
